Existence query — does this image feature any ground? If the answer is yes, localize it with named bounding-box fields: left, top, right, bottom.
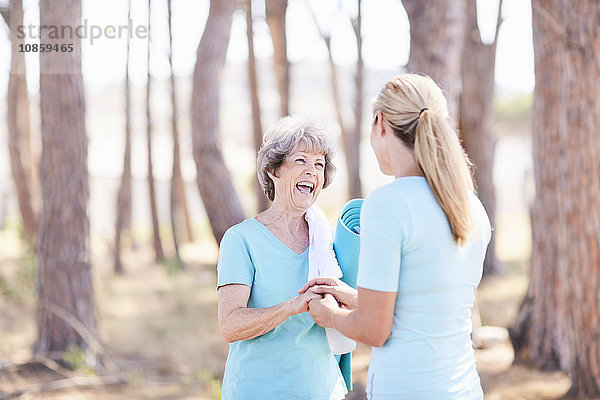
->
left=0, top=228, right=572, bottom=399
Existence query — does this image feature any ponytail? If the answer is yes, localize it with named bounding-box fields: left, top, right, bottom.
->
left=414, top=110, right=474, bottom=245
left=373, top=74, right=475, bottom=245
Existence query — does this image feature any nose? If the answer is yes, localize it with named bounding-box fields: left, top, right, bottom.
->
left=304, top=164, right=316, bottom=176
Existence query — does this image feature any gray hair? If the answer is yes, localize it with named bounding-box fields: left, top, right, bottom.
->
left=257, top=115, right=336, bottom=201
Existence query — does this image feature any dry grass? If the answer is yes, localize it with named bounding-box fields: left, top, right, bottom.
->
left=1, top=230, right=226, bottom=399
left=474, top=276, right=571, bottom=400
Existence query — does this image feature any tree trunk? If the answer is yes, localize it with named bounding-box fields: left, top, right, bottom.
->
left=168, top=0, right=194, bottom=262
left=510, top=0, right=566, bottom=373
left=191, top=0, right=245, bottom=244
left=403, top=0, right=465, bottom=120
left=146, top=0, right=164, bottom=261
left=265, top=0, right=289, bottom=117
left=5, top=0, right=37, bottom=243
left=510, top=1, right=600, bottom=397
left=459, top=0, right=502, bottom=276
left=349, top=0, right=363, bottom=200
left=246, top=0, right=269, bottom=213
left=307, top=4, right=362, bottom=200
left=323, top=37, right=359, bottom=201
left=35, top=0, right=99, bottom=362
left=114, top=0, right=133, bottom=274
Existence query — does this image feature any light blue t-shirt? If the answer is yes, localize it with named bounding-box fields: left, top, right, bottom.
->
left=357, top=177, right=490, bottom=400
left=217, top=218, right=345, bottom=400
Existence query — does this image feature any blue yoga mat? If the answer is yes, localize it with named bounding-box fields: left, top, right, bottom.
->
left=332, top=198, right=363, bottom=391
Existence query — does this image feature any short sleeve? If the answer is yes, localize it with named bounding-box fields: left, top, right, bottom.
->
left=356, top=188, right=411, bottom=293
left=217, top=229, right=255, bottom=289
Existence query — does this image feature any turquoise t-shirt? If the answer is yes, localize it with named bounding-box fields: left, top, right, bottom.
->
left=217, top=218, right=346, bottom=400
left=357, top=177, right=490, bottom=400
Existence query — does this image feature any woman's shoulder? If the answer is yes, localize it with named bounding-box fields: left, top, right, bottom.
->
left=365, top=177, right=427, bottom=209
left=362, top=181, right=416, bottom=230
left=363, top=184, right=399, bottom=213
left=468, top=192, right=490, bottom=221
left=221, top=218, right=262, bottom=244
left=468, top=191, right=492, bottom=242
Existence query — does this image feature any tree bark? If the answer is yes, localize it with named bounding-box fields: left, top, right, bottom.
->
left=5, top=0, right=37, bottom=243
left=403, top=0, right=465, bottom=120
left=510, top=0, right=566, bottom=373
left=246, top=0, right=269, bottom=213
left=0, top=7, right=8, bottom=24
left=168, top=0, right=194, bottom=262
left=459, top=0, right=502, bottom=276
left=265, top=0, right=289, bottom=117
left=191, top=0, right=245, bottom=244
left=146, top=0, right=164, bottom=261
left=35, top=0, right=99, bottom=362
left=114, top=0, right=133, bottom=274
left=307, top=3, right=362, bottom=200
left=349, top=0, right=363, bottom=200
left=510, top=1, right=600, bottom=397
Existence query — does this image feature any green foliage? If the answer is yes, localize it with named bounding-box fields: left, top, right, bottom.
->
left=494, top=93, right=533, bottom=124
left=17, top=222, right=37, bottom=298
left=163, top=256, right=185, bottom=276
left=62, top=345, right=97, bottom=375
left=0, top=223, right=36, bottom=304
left=197, top=219, right=216, bottom=241
left=18, top=247, right=36, bottom=294
left=195, top=369, right=222, bottom=400
left=0, top=273, right=17, bottom=301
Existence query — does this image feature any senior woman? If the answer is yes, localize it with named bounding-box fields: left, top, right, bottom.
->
left=216, top=115, right=347, bottom=399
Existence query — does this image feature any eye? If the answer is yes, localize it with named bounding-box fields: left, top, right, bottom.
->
left=315, top=162, right=324, bottom=169
left=295, top=158, right=306, bottom=163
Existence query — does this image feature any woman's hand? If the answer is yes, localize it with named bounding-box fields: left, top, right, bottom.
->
left=288, top=290, right=322, bottom=316
left=299, top=277, right=358, bottom=310
left=219, top=284, right=322, bottom=343
left=308, top=294, right=342, bottom=328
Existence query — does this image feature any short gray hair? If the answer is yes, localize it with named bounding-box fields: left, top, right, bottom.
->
left=257, top=115, right=336, bottom=201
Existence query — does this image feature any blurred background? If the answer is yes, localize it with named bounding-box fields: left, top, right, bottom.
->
left=1, top=0, right=598, bottom=399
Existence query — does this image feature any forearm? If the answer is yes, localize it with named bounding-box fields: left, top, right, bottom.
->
left=328, top=288, right=395, bottom=347
left=330, top=309, right=386, bottom=346
left=219, top=300, right=292, bottom=343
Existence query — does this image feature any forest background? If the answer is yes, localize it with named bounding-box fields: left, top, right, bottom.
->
left=1, top=0, right=598, bottom=399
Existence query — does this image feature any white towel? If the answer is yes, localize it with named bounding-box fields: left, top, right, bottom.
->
left=305, top=205, right=356, bottom=355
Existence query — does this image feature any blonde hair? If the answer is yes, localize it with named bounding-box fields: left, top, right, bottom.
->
left=257, top=115, right=336, bottom=201
left=373, top=74, right=474, bottom=245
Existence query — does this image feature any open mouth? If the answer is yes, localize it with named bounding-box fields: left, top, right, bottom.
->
left=295, top=181, right=315, bottom=195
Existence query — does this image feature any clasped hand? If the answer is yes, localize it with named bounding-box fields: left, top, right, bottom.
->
left=297, top=277, right=358, bottom=328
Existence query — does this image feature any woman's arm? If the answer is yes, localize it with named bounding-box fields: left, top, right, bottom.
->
left=218, top=283, right=321, bottom=343
left=308, top=287, right=396, bottom=347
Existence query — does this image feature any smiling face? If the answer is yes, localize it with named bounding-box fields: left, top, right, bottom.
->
left=270, top=146, right=326, bottom=213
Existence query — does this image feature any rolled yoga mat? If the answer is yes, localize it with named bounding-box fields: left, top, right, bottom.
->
left=333, top=198, right=363, bottom=391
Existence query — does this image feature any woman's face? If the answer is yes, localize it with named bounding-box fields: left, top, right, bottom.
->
left=271, top=146, right=326, bottom=212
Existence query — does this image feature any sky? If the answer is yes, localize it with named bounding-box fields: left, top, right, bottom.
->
left=0, top=0, right=533, bottom=95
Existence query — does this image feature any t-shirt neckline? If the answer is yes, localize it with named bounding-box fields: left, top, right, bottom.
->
left=250, top=218, right=309, bottom=257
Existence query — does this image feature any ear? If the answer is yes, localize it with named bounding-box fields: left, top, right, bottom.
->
left=374, top=111, right=386, bottom=137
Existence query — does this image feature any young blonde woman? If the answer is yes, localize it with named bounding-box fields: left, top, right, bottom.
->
left=301, top=74, right=491, bottom=399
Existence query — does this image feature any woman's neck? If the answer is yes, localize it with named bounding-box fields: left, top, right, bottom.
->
left=256, top=202, right=310, bottom=254
left=384, top=134, right=423, bottom=179
left=393, top=162, right=424, bottom=179
left=257, top=201, right=307, bottom=233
